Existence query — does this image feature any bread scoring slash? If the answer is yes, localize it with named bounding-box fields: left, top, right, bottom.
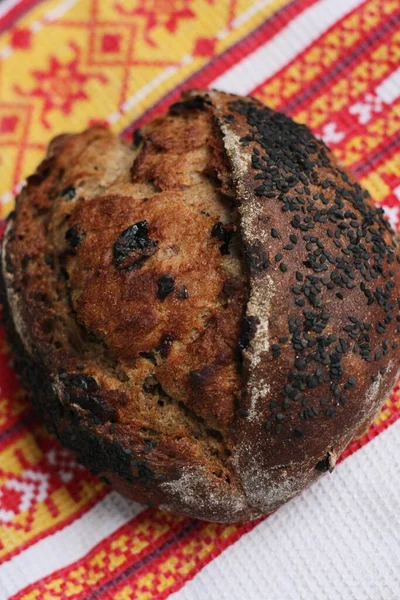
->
left=1, top=90, right=399, bottom=522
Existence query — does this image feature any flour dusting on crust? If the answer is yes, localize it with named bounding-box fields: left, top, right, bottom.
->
left=232, top=443, right=306, bottom=511
left=160, top=466, right=258, bottom=521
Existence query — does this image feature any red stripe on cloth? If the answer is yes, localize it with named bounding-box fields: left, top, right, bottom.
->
left=354, top=131, right=400, bottom=177
left=0, top=0, right=44, bottom=34
left=120, top=0, right=319, bottom=140
left=333, top=100, right=400, bottom=170
left=79, top=519, right=200, bottom=600
left=111, top=519, right=261, bottom=600
left=11, top=509, right=193, bottom=600
left=1, top=488, right=109, bottom=567
left=278, top=10, right=400, bottom=115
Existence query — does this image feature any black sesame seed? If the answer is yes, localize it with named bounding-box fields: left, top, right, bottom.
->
left=294, top=428, right=304, bottom=438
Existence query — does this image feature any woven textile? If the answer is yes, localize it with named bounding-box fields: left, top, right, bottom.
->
left=0, top=0, right=399, bottom=598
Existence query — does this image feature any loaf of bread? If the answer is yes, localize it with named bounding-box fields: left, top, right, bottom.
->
left=1, top=90, right=399, bottom=522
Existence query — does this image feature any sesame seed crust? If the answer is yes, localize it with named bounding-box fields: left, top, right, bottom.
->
left=187, top=89, right=400, bottom=512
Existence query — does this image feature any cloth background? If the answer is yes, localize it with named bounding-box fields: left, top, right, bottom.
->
left=0, top=0, right=399, bottom=598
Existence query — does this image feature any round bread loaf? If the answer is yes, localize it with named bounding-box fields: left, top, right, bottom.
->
left=1, top=90, right=399, bottom=522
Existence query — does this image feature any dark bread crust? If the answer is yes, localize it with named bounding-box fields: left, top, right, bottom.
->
left=188, top=90, right=400, bottom=511
left=2, top=90, right=400, bottom=522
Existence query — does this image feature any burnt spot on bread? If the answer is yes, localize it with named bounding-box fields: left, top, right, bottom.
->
left=139, top=350, right=157, bottom=366
left=157, top=274, right=175, bottom=300
left=65, top=225, right=85, bottom=248
left=67, top=421, right=157, bottom=485
left=238, top=316, right=259, bottom=351
left=113, top=220, right=158, bottom=271
left=132, top=128, right=143, bottom=147
left=20, top=255, right=30, bottom=271
left=26, top=157, right=54, bottom=187
left=60, top=185, right=76, bottom=200
left=71, top=394, right=118, bottom=422
left=169, top=95, right=207, bottom=115
left=315, top=452, right=335, bottom=473
left=130, top=458, right=156, bottom=486
left=62, top=373, right=99, bottom=392
left=44, top=253, right=55, bottom=267
left=211, top=222, right=233, bottom=255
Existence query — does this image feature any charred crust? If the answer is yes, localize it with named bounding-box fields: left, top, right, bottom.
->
left=169, top=95, right=208, bottom=115
left=132, top=128, right=143, bottom=147
left=65, top=225, right=85, bottom=248
left=62, top=373, right=99, bottom=391
left=26, top=157, right=54, bottom=187
left=315, top=452, right=335, bottom=473
left=0, top=268, right=156, bottom=486
left=113, top=221, right=158, bottom=271
left=157, top=274, right=175, bottom=300
left=238, top=316, right=260, bottom=351
left=211, top=221, right=233, bottom=255
left=70, top=394, right=118, bottom=422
